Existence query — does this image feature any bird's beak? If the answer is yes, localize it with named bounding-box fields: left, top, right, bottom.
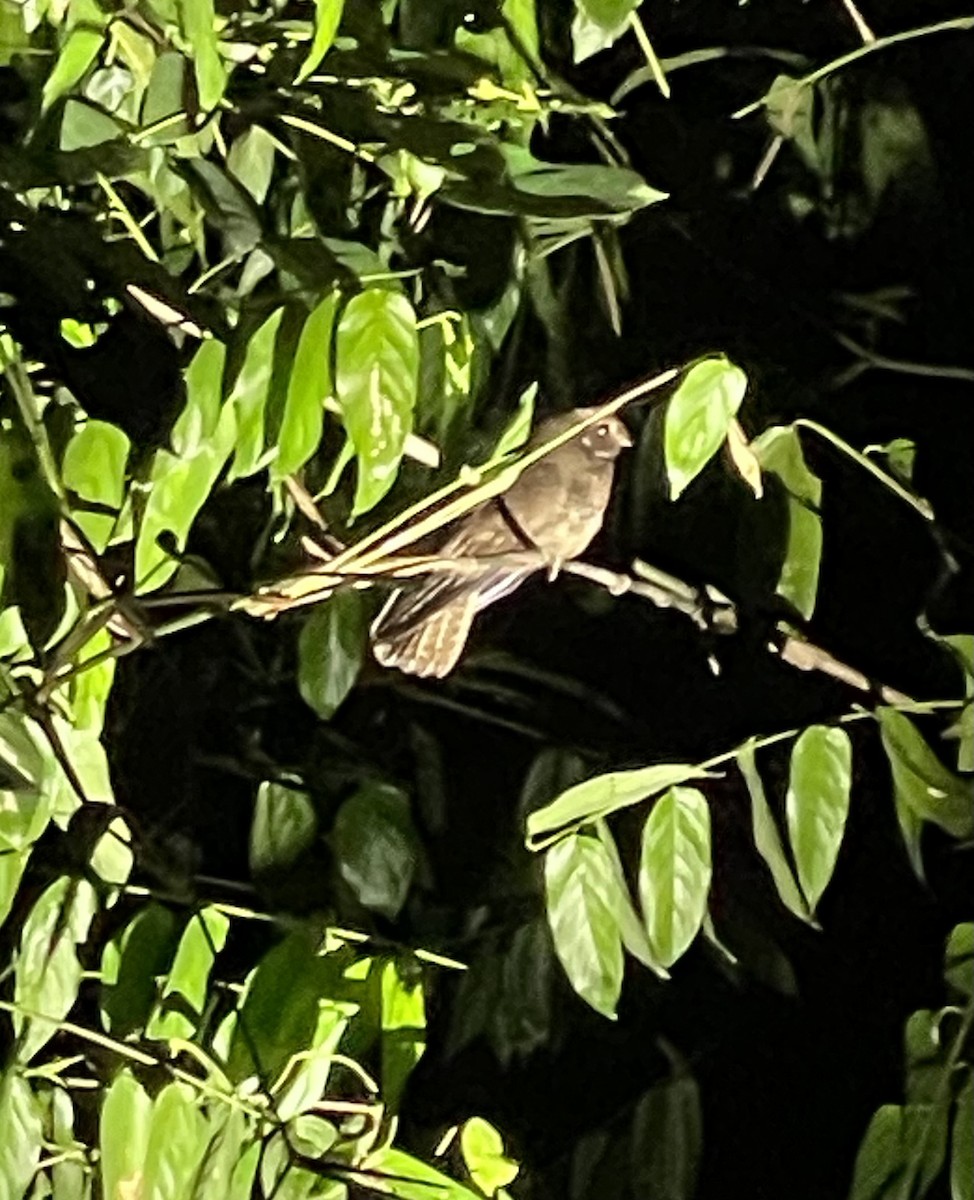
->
left=618, top=424, right=634, bottom=448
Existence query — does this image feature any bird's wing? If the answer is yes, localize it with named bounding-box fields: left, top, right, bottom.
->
left=370, top=501, right=535, bottom=643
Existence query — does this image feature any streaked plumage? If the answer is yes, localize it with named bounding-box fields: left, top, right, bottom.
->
left=370, top=408, right=632, bottom=678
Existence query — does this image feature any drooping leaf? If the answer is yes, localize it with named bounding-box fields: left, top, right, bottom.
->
left=42, top=22, right=106, bottom=112
left=135, top=402, right=236, bottom=591
left=171, top=339, right=227, bottom=458
left=297, top=589, right=365, bottom=719
left=225, top=927, right=343, bottom=1089
left=488, top=381, right=537, bottom=463
left=145, top=906, right=230, bottom=1042
left=952, top=1075, right=974, bottom=1200
left=335, top=288, right=419, bottom=515
left=14, top=876, right=99, bottom=1061
left=0, top=849, right=30, bottom=931
left=67, top=626, right=116, bottom=733
left=944, top=923, right=974, bottom=999
left=99, top=1070, right=152, bottom=1200
left=332, top=783, right=420, bottom=918
left=461, top=1117, right=519, bottom=1196
left=879, top=708, right=974, bottom=840
left=178, top=0, right=225, bottom=110
left=249, top=781, right=318, bottom=875
left=571, top=0, right=640, bottom=63
left=273, top=292, right=338, bottom=477
left=141, top=1082, right=209, bottom=1200
left=664, top=356, right=748, bottom=500
left=228, top=307, right=285, bottom=480
left=630, top=1071, right=703, bottom=1200
left=848, top=1103, right=949, bottom=1200
left=381, top=959, right=426, bottom=1112
left=638, top=788, right=712, bottom=969
left=364, top=1148, right=480, bottom=1200
left=753, top=424, right=823, bottom=619
left=595, top=820, right=669, bottom=977
left=59, top=98, right=120, bottom=151
left=527, top=763, right=713, bottom=848
left=544, top=832, right=624, bottom=1018
left=737, top=740, right=814, bottom=924
left=61, top=419, right=130, bottom=551
left=295, top=0, right=346, bottom=84
left=100, top=903, right=180, bottom=1037
left=0, top=1069, right=44, bottom=1200
left=785, top=725, right=852, bottom=912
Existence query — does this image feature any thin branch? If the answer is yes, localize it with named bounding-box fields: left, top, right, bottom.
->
left=838, top=0, right=876, bottom=44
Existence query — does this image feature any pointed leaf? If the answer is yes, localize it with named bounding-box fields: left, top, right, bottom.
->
left=145, top=906, right=229, bottom=1042
left=249, top=782, right=317, bottom=875
left=544, top=832, right=624, bottom=1018
left=100, top=1071, right=152, bottom=1200
left=461, top=1117, right=519, bottom=1196
left=0, top=1070, right=44, bottom=1200
left=228, top=308, right=285, bottom=480
left=638, top=787, right=712, bottom=968
left=879, top=708, right=974, bottom=839
left=295, top=0, right=346, bottom=84
left=332, top=783, right=419, bottom=918
left=178, top=0, right=225, bottom=110
left=297, top=589, right=365, bottom=719
left=738, top=741, right=814, bottom=923
left=753, top=424, right=823, bottom=619
left=786, top=725, right=851, bottom=911
left=274, top=291, right=339, bottom=479
left=335, top=289, right=419, bottom=515
left=952, top=1075, right=973, bottom=1200
left=62, top=420, right=130, bottom=551
left=664, top=357, right=748, bottom=500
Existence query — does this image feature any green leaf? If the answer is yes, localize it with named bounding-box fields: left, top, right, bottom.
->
left=785, top=725, right=852, bottom=912
left=100, top=903, right=180, bottom=1037
left=0, top=1070, right=44, bottom=1200
left=42, top=26, right=105, bottom=112
left=297, top=590, right=365, bottom=720
left=638, top=788, right=712, bottom=969
left=630, top=1072, right=703, bottom=1200
left=275, top=999, right=350, bottom=1121
left=100, top=1071, right=152, bottom=1200
left=369, top=1148, right=480, bottom=1200
left=544, top=832, right=624, bottom=1018
left=461, top=1117, right=519, bottom=1196
left=879, top=708, right=974, bottom=840
left=664, top=356, right=748, bottom=500
left=571, top=0, right=639, bottom=63
left=178, top=0, right=225, bottom=110
left=381, top=959, right=426, bottom=1112
left=68, top=625, right=117, bottom=733
left=145, top=906, right=229, bottom=1042
left=225, top=928, right=343, bottom=1089
left=61, top=419, right=130, bottom=551
left=295, top=0, right=346, bottom=84
left=249, top=782, right=318, bottom=875
left=944, top=923, right=973, bottom=999
left=191, top=1110, right=258, bottom=1200
left=332, top=784, right=419, bottom=918
left=335, top=289, right=419, bottom=515
left=0, top=849, right=30, bottom=931
left=952, top=1075, right=973, bottom=1200
left=14, top=877, right=98, bottom=1061
left=527, top=763, right=714, bottom=847
left=848, top=1103, right=949, bottom=1200
left=135, top=401, right=236, bottom=591
left=141, top=51, right=191, bottom=143
left=274, top=292, right=339, bottom=479
left=752, top=424, right=823, bottom=619
left=737, top=740, right=814, bottom=924
left=181, top=159, right=263, bottom=255
left=595, top=821, right=669, bottom=977
left=227, top=125, right=276, bottom=204
left=228, top=308, right=285, bottom=480
left=0, top=712, right=54, bottom=852
left=59, top=97, right=120, bottom=150
left=489, top=382, right=537, bottom=462
left=171, top=339, right=227, bottom=458
left=141, top=1082, right=209, bottom=1200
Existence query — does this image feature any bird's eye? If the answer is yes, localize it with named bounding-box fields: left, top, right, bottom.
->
left=596, top=426, right=608, bottom=437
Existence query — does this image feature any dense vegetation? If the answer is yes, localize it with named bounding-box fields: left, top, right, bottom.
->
left=0, top=1, right=972, bottom=1198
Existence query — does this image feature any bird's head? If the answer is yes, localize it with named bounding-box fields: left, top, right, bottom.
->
left=576, top=411, right=633, bottom=459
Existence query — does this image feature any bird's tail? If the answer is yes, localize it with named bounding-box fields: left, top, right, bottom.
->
left=370, top=595, right=477, bottom=678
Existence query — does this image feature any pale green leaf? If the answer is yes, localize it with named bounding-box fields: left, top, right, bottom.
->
left=664, top=355, right=748, bottom=500
left=228, top=308, right=285, bottom=480
left=638, top=787, right=711, bottom=968
left=62, top=419, right=130, bottom=551
left=99, top=1071, right=152, bottom=1200
left=879, top=708, right=974, bottom=840
left=785, top=725, right=852, bottom=912
left=461, top=1117, right=519, bottom=1196
left=544, top=832, right=624, bottom=1018
left=178, top=0, right=225, bottom=110
left=145, top=906, right=229, bottom=1042
left=295, top=0, right=345, bottom=84
left=335, top=288, right=419, bottom=515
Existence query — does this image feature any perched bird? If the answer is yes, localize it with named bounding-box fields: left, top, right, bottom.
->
left=370, top=407, right=633, bottom=678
